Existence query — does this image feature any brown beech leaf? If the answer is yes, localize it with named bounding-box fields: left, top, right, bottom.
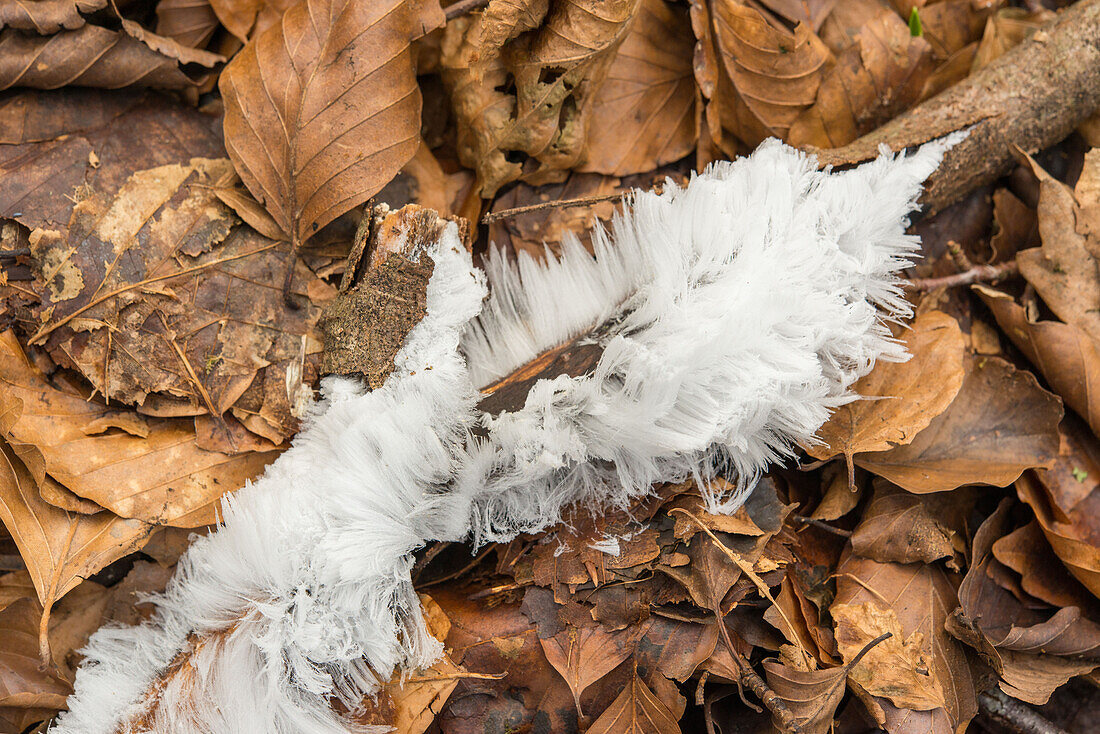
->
left=116, top=8, right=226, bottom=67
left=219, top=0, right=441, bottom=250
left=0, top=0, right=104, bottom=33
left=833, top=552, right=977, bottom=731
left=950, top=499, right=1100, bottom=705
left=762, top=660, right=847, bottom=734
left=850, top=482, right=965, bottom=568
left=0, top=598, right=70, bottom=708
left=989, top=187, right=1038, bottom=262
left=585, top=666, right=680, bottom=734
left=0, top=442, right=152, bottom=623
left=788, top=9, right=935, bottom=149
left=992, top=520, right=1100, bottom=613
left=972, top=7, right=1054, bottom=73
left=540, top=620, right=650, bottom=717
left=705, top=1, right=831, bottom=151
left=155, top=0, right=221, bottom=50
left=1016, top=151, right=1100, bottom=345
left=1016, top=418, right=1100, bottom=598
left=0, top=25, right=203, bottom=90
left=442, top=0, right=640, bottom=196
left=976, top=285, right=1100, bottom=439
left=856, top=355, right=1062, bottom=493
left=0, top=330, right=277, bottom=526
left=807, top=311, right=965, bottom=476
left=580, top=0, right=697, bottom=176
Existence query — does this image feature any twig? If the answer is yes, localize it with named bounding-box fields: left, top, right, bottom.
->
left=481, top=191, right=628, bottom=224
left=907, top=261, right=1019, bottom=292
left=444, top=0, right=490, bottom=21
left=978, top=688, right=1071, bottom=734
left=790, top=514, right=852, bottom=538
left=716, top=615, right=802, bottom=734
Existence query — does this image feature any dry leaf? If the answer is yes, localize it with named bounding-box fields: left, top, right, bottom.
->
left=585, top=667, right=680, bottom=734
left=833, top=553, right=977, bottom=731
left=972, top=7, right=1053, bottom=73
left=0, top=598, right=70, bottom=708
left=208, top=0, right=294, bottom=42
left=0, top=330, right=277, bottom=526
left=705, top=0, right=831, bottom=152
left=0, top=441, right=151, bottom=630
left=0, top=88, right=145, bottom=145
left=540, top=620, right=649, bottom=716
left=850, top=483, right=963, bottom=568
left=0, top=0, right=104, bottom=33
left=442, top=0, right=640, bottom=196
left=807, top=311, right=965, bottom=479
left=989, top=187, right=1038, bottom=262
left=580, top=0, right=697, bottom=176
left=219, top=0, right=442, bottom=250
left=788, top=9, right=934, bottom=148
left=0, top=25, right=204, bottom=90
left=992, top=520, right=1100, bottom=613
left=155, top=0, right=221, bottom=50
left=856, top=355, right=1062, bottom=493
left=116, top=8, right=226, bottom=67
left=762, top=659, right=847, bottom=734
left=976, top=285, right=1100, bottom=439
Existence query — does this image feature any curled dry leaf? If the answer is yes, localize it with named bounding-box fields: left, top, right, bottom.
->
left=807, top=310, right=965, bottom=482
left=115, top=8, right=226, bottom=67
left=701, top=0, right=831, bottom=152
left=580, top=0, right=697, bottom=176
left=856, top=354, right=1062, bottom=493
left=976, top=285, right=1100, bottom=439
left=833, top=552, right=977, bottom=731
left=209, top=0, right=294, bottom=43
left=1016, top=150, right=1100, bottom=345
left=0, top=0, right=105, bottom=34
left=0, top=25, right=204, bottom=90
left=442, top=0, right=640, bottom=196
left=0, top=330, right=277, bottom=527
left=1016, top=417, right=1100, bottom=598
left=0, top=598, right=71, bottom=709
left=992, top=520, right=1100, bottom=613
left=155, top=0, right=221, bottom=50
left=950, top=499, right=1100, bottom=705
left=219, top=0, right=442, bottom=251
left=849, top=482, right=964, bottom=568
left=788, top=9, right=934, bottom=149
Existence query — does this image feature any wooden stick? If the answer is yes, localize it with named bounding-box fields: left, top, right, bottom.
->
left=907, top=261, right=1019, bottom=292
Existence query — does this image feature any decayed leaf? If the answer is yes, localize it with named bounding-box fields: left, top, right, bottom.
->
left=0, top=441, right=151, bottom=626
left=807, top=311, right=965, bottom=479
left=856, top=355, right=1062, bottom=493
left=0, top=25, right=204, bottom=90
left=0, top=88, right=145, bottom=145
left=788, top=9, right=935, bottom=148
left=442, top=0, right=640, bottom=196
left=585, top=667, right=680, bottom=734
left=833, top=552, right=977, bottom=731
left=116, top=8, right=226, bottom=67
left=762, top=659, right=847, bottom=734
left=155, top=0, right=221, bottom=50
left=1017, top=418, right=1100, bottom=598
left=977, top=285, right=1100, bottom=439
left=0, top=330, right=277, bottom=526
left=704, top=0, right=831, bottom=152
left=1016, top=151, right=1100, bottom=345
left=0, top=0, right=104, bottom=33
left=219, top=0, right=442, bottom=250
left=541, top=620, right=649, bottom=717
left=950, top=499, right=1100, bottom=705
left=580, top=0, right=697, bottom=176
left=850, top=483, right=963, bottom=568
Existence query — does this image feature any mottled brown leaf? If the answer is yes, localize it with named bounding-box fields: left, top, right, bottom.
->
left=0, top=88, right=144, bottom=145
left=220, top=0, right=442, bottom=250
left=856, top=355, right=1062, bottom=493
left=762, top=659, right=847, bottom=734
left=0, top=25, right=203, bottom=90
left=580, top=0, right=697, bottom=176
left=850, top=483, right=963, bottom=567
left=0, top=330, right=276, bottom=526
left=540, top=621, right=649, bottom=716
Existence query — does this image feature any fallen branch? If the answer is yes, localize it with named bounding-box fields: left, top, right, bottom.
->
left=813, top=0, right=1100, bottom=215
left=978, top=689, right=1071, bottom=734
left=907, top=261, right=1020, bottom=292
left=481, top=190, right=629, bottom=224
